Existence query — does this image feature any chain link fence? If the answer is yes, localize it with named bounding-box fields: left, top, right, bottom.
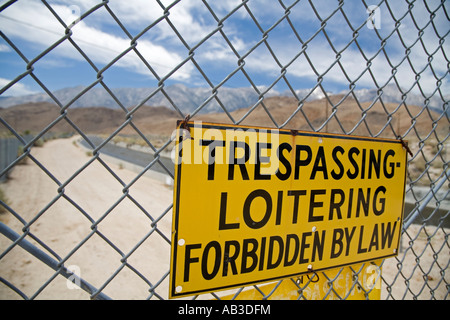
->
left=0, top=0, right=448, bottom=300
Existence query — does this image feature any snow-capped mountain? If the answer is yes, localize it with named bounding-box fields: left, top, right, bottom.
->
left=0, top=84, right=274, bottom=113
left=348, top=84, right=447, bottom=113
left=0, top=83, right=447, bottom=114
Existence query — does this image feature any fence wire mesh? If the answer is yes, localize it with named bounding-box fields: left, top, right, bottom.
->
left=0, top=0, right=448, bottom=300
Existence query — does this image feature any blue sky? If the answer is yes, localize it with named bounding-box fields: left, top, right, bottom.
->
left=0, top=0, right=448, bottom=97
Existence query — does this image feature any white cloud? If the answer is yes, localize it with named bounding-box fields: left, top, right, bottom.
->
left=0, top=0, right=193, bottom=81
left=0, top=0, right=253, bottom=85
left=0, top=43, right=11, bottom=52
left=105, top=0, right=222, bottom=48
left=0, top=0, right=447, bottom=95
left=218, top=0, right=449, bottom=94
left=0, top=77, right=37, bottom=96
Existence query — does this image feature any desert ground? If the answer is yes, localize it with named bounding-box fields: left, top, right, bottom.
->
left=0, top=136, right=174, bottom=299
left=0, top=136, right=448, bottom=299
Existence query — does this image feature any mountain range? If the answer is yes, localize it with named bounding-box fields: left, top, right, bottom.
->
left=0, top=83, right=447, bottom=115
left=1, top=94, right=446, bottom=140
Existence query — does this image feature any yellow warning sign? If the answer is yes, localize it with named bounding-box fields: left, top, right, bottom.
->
left=169, top=121, right=406, bottom=298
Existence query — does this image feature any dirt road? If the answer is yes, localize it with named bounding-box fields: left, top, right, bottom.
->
left=0, top=136, right=173, bottom=299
